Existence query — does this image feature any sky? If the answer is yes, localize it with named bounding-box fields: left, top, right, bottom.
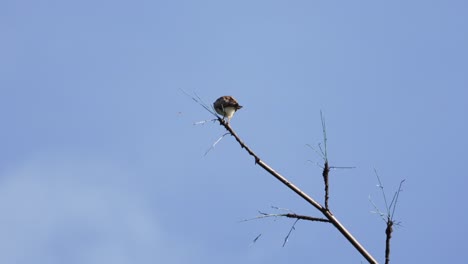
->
left=1, top=0, right=467, bottom=263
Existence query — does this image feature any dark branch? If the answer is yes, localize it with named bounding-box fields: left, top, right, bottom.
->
left=385, top=219, right=393, bottom=264
left=285, top=213, right=330, bottom=222
left=323, top=160, right=330, bottom=210
left=371, top=172, right=405, bottom=264
left=242, top=210, right=330, bottom=223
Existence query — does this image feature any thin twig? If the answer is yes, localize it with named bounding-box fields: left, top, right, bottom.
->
left=250, top=234, right=262, bottom=246
left=306, top=144, right=326, bottom=161
left=320, top=111, right=328, bottom=161
left=369, top=195, right=387, bottom=223
left=270, top=205, right=294, bottom=212
left=330, top=166, right=356, bottom=169
left=240, top=211, right=330, bottom=223
left=204, top=132, right=230, bottom=156
left=390, top=180, right=405, bottom=219
left=193, top=119, right=217, bottom=125
left=283, top=219, right=300, bottom=247
left=180, top=89, right=218, bottom=117
left=375, top=169, right=390, bottom=213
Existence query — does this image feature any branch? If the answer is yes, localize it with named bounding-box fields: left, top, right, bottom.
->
left=323, top=160, right=330, bottom=209
left=385, top=218, right=393, bottom=264
left=241, top=210, right=330, bottom=223
left=371, top=171, right=405, bottom=264
left=242, top=210, right=329, bottom=248
left=218, top=118, right=378, bottom=264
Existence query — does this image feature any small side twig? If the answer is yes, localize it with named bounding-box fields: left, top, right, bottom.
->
left=204, top=132, right=230, bottom=156
left=180, top=89, right=218, bottom=117
left=240, top=210, right=330, bottom=223
left=283, top=218, right=300, bottom=247
left=242, top=208, right=330, bottom=248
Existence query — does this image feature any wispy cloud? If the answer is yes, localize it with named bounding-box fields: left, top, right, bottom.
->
left=0, top=153, right=191, bottom=264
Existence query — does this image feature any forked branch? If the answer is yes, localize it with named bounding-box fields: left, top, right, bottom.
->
left=370, top=171, right=405, bottom=264
left=217, top=117, right=378, bottom=263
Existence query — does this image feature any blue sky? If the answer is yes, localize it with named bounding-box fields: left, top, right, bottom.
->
left=1, top=0, right=467, bottom=263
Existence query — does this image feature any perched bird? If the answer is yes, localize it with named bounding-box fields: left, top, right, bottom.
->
left=213, top=96, right=243, bottom=121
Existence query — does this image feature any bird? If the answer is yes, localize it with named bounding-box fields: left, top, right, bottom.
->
left=213, top=96, right=243, bottom=122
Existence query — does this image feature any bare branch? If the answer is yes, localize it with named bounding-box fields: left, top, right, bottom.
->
left=190, top=98, right=378, bottom=263
left=217, top=119, right=377, bottom=263
left=240, top=211, right=329, bottom=223
left=385, top=219, right=393, bottom=264
left=371, top=172, right=405, bottom=264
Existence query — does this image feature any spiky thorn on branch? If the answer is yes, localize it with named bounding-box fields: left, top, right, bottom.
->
left=186, top=92, right=378, bottom=264
left=369, top=170, right=405, bottom=264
